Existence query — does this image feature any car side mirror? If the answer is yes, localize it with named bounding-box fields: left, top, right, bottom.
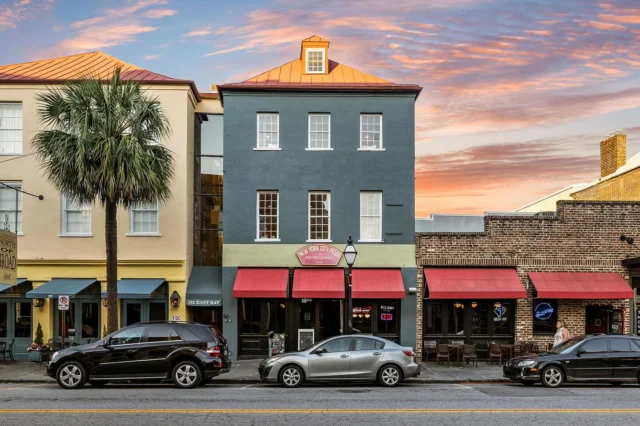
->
left=103, top=338, right=112, bottom=349
left=311, top=349, right=324, bottom=355
left=576, top=349, right=586, bottom=357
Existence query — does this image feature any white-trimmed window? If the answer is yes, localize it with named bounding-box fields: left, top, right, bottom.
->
left=360, top=114, right=383, bottom=150
left=130, top=200, right=159, bottom=235
left=360, top=192, right=382, bottom=242
left=256, top=191, right=279, bottom=241
left=62, top=196, right=91, bottom=235
left=308, top=192, right=330, bottom=241
left=0, top=103, right=23, bottom=155
left=257, top=113, right=279, bottom=149
left=308, top=114, right=331, bottom=150
left=0, top=182, right=22, bottom=233
left=306, top=48, right=325, bottom=73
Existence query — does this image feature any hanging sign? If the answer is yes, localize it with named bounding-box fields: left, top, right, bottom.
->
left=0, top=229, right=17, bottom=286
left=296, top=244, right=342, bottom=266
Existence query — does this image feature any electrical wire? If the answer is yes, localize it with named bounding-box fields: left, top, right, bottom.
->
left=0, top=181, right=44, bottom=200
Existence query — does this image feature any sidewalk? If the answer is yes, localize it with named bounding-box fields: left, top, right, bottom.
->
left=0, top=359, right=508, bottom=384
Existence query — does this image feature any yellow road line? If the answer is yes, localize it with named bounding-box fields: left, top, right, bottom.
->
left=0, top=408, right=639, bottom=414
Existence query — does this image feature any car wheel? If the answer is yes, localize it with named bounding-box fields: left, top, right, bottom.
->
left=521, top=380, right=535, bottom=387
left=540, top=366, right=564, bottom=388
left=172, top=361, right=202, bottom=389
left=279, top=365, right=303, bottom=388
left=378, top=365, right=402, bottom=387
left=56, top=361, right=87, bottom=390
left=88, top=381, right=106, bottom=387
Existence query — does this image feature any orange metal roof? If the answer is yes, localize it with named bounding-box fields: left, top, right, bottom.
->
left=0, top=51, right=201, bottom=101
left=302, top=35, right=330, bottom=43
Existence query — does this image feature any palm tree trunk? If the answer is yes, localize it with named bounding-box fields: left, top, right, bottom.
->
left=105, top=199, right=119, bottom=333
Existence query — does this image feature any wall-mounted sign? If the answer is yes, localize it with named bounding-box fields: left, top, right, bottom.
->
left=172, top=315, right=182, bottom=321
left=0, top=229, right=17, bottom=286
left=296, top=244, right=342, bottom=266
left=535, top=302, right=554, bottom=321
left=380, top=305, right=395, bottom=312
left=186, top=299, right=221, bottom=307
left=298, top=329, right=315, bottom=350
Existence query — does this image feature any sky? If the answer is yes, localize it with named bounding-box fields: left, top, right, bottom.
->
left=2, top=0, right=640, bottom=216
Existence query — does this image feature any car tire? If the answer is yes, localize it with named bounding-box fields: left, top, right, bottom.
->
left=56, top=361, right=87, bottom=390
left=378, top=364, right=402, bottom=387
left=88, top=381, right=106, bottom=387
left=172, top=360, right=202, bottom=389
left=521, top=380, right=535, bottom=387
left=540, top=365, right=564, bottom=388
left=279, top=365, right=304, bottom=388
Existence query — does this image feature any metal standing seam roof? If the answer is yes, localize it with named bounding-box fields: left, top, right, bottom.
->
left=101, top=279, right=167, bottom=299
left=27, top=279, right=99, bottom=299
left=0, top=51, right=201, bottom=101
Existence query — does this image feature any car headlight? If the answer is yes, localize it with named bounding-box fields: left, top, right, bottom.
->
left=51, top=351, right=59, bottom=361
left=517, top=360, right=537, bottom=368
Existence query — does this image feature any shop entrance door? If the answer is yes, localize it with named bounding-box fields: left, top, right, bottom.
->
left=319, top=300, right=341, bottom=340
left=54, top=299, right=100, bottom=347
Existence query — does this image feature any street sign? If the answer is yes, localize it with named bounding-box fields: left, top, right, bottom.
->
left=58, top=295, right=70, bottom=311
left=0, top=229, right=17, bottom=286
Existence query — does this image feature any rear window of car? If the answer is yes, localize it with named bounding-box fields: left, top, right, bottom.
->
left=630, top=339, right=640, bottom=352
left=610, top=338, right=631, bottom=352
left=183, top=325, right=217, bottom=342
left=375, top=340, right=385, bottom=350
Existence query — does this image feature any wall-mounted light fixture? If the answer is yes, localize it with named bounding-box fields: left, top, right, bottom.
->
left=33, top=298, right=45, bottom=308
left=101, top=296, right=108, bottom=307
left=170, top=290, right=181, bottom=308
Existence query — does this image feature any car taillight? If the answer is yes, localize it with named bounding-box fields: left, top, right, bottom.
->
left=207, top=344, right=221, bottom=357
left=403, top=349, right=416, bottom=357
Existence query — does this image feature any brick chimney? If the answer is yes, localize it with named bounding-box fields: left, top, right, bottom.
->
left=600, top=132, right=626, bottom=178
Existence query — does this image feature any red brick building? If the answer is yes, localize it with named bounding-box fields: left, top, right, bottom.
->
left=416, top=201, right=640, bottom=358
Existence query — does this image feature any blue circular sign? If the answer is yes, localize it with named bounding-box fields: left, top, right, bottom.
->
left=535, top=302, right=554, bottom=320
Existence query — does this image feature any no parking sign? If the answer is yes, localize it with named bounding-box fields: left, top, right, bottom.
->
left=58, top=295, right=70, bottom=311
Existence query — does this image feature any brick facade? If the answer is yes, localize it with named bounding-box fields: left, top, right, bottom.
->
left=415, top=201, right=640, bottom=357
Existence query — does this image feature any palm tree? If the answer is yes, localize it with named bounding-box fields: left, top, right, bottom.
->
left=33, top=69, right=174, bottom=333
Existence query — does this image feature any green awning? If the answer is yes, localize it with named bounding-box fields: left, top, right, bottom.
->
left=186, top=266, right=222, bottom=307
left=27, top=279, right=98, bottom=299
left=101, top=279, right=167, bottom=299
left=0, top=278, right=29, bottom=293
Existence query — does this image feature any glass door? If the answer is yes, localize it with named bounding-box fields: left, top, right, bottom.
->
left=123, top=301, right=143, bottom=326
left=78, top=302, right=100, bottom=344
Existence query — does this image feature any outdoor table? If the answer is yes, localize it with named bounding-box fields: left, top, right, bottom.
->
left=447, top=344, right=464, bottom=366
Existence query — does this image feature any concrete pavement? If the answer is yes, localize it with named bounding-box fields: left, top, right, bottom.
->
left=0, top=358, right=509, bottom=384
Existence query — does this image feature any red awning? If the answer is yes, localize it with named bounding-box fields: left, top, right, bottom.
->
left=424, top=268, right=526, bottom=299
left=293, top=269, right=345, bottom=298
left=352, top=269, right=406, bottom=299
left=529, top=272, right=633, bottom=299
left=232, top=269, right=289, bottom=298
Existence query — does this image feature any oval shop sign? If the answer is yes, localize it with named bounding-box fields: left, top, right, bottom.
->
left=296, top=244, right=342, bottom=266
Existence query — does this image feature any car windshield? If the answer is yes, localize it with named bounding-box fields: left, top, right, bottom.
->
left=547, top=336, right=586, bottom=354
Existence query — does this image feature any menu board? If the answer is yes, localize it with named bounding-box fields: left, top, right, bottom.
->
left=298, top=329, right=315, bottom=351
left=268, top=333, right=286, bottom=355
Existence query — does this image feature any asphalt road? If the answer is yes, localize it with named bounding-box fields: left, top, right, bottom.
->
left=1, top=382, right=640, bottom=425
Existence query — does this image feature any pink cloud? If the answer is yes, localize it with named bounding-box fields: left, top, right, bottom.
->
left=583, top=20, right=626, bottom=31
left=143, top=54, right=159, bottom=60
left=143, top=9, right=177, bottom=18
left=184, top=26, right=211, bottom=37
left=57, top=24, right=157, bottom=52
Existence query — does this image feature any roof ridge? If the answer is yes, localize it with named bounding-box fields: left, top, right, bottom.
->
left=93, top=51, right=141, bottom=70
left=0, top=51, right=104, bottom=69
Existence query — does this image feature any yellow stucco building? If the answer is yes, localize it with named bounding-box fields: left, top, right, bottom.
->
left=0, top=52, right=223, bottom=357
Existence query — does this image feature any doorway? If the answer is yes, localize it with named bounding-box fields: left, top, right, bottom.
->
left=319, top=300, right=341, bottom=340
left=54, top=299, right=101, bottom=346
left=0, top=299, right=32, bottom=358
left=192, top=307, right=222, bottom=328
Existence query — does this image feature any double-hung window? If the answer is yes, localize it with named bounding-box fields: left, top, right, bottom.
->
left=0, top=103, right=23, bottom=155
left=0, top=182, right=22, bottom=233
left=360, top=191, right=382, bottom=241
left=308, top=192, right=330, bottom=241
left=360, top=114, right=383, bottom=150
left=62, top=196, right=91, bottom=235
left=256, top=113, right=279, bottom=150
left=130, top=200, right=159, bottom=235
left=256, top=191, right=279, bottom=241
left=308, top=114, right=331, bottom=150
left=306, top=49, right=325, bottom=73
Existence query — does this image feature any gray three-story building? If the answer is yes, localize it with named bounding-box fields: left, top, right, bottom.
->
left=218, top=36, right=421, bottom=359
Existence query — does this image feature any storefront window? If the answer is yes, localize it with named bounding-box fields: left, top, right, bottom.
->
left=377, top=303, right=398, bottom=335
left=267, top=301, right=287, bottom=333
left=424, top=303, right=442, bottom=335
left=15, top=302, right=31, bottom=338
left=81, top=303, right=99, bottom=338
left=447, top=302, right=465, bottom=336
left=149, top=302, right=167, bottom=322
left=533, top=300, right=557, bottom=334
left=493, top=301, right=512, bottom=335
left=352, top=304, right=373, bottom=334
left=240, top=299, right=286, bottom=334
left=471, top=302, right=488, bottom=335
left=0, top=302, right=7, bottom=338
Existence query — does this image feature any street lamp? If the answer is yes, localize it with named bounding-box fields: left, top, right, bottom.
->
left=343, top=236, right=358, bottom=334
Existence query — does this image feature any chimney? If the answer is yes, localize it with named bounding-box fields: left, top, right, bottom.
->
left=300, top=35, right=330, bottom=75
left=600, top=131, right=626, bottom=178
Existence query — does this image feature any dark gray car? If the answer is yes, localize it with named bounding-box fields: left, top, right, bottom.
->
left=258, top=335, right=420, bottom=388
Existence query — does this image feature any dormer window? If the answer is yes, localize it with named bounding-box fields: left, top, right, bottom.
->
left=306, top=48, right=325, bottom=74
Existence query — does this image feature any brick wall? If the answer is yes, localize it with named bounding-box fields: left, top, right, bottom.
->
left=599, top=133, right=626, bottom=178
left=415, top=201, right=640, bottom=356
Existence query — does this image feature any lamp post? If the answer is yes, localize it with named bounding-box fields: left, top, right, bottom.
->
left=343, top=236, right=358, bottom=335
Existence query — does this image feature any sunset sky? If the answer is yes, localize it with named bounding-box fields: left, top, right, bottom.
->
left=2, top=0, right=640, bottom=216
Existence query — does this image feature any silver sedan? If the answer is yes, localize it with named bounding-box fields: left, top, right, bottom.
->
left=258, top=335, right=420, bottom=388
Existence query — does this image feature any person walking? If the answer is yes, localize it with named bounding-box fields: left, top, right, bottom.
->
left=554, top=320, right=570, bottom=347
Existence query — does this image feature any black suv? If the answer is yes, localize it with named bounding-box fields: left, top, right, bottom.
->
left=47, top=322, right=231, bottom=389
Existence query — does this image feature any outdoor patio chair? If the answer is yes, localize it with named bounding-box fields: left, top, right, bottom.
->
left=530, top=342, right=540, bottom=354
left=436, top=344, right=450, bottom=367
left=423, top=340, right=437, bottom=363
left=462, top=344, right=478, bottom=368
left=488, top=343, right=502, bottom=365
left=0, top=339, right=15, bottom=363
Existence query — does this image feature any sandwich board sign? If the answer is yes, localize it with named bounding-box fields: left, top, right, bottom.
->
left=58, top=295, right=70, bottom=311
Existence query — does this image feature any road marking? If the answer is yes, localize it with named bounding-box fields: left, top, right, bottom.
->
left=1, top=408, right=640, bottom=414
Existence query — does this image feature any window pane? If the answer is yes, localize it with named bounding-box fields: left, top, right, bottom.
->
left=471, top=302, right=488, bottom=335
left=306, top=50, right=325, bottom=73
left=257, top=114, right=279, bottom=148
left=0, top=104, right=23, bottom=154
left=580, top=339, right=608, bottom=354
left=377, top=303, right=398, bottom=334
left=147, top=324, right=172, bottom=342
left=257, top=192, right=278, bottom=239
left=81, top=303, right=99, bottom=338
left=424, top=303, right=442, bottom=335
left=493, top=301, right=511, bottom=335
left=0, top=183, right=22, bottom=233
left=354, top=338, right=377, bottom=351
left=610, top=338, right=631, bottom=352
left=309, top=192, right=330, bottom=240
left=318, top=337, right=352, bottom=353
left=360, top=192, right=382, bottom=241
left=447, top=302, right=465, bottom=335
left=308, top=114, right=330, bottom=149
left=533, top=300, right=557, bottom=334
left=201, top=114, right=223, bottom=156
left=111, top=326, right=145, bottom=345
left=352, top=304, right=373, bottom=333
left=360, top=115, right=382, bottom=149
left=131, top=201, right=159, bottom=233
left=15, top=302, right=31, bottom=338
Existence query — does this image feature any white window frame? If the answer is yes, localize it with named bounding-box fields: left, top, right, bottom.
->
left=359, top=191, right=382, bottom=242
left=359, top=114, right=384, bottom=151
left=255, top=113, right=281, bottom=151
left=256, top=191, right=280, bottom=242
left=61, top=195, right=92, bottom=237
left=307, top=114, right=332, bottom=151
left=128, top=200, right=160, bottom=236
left=0, top=182, right=22, bottom=235
left=308, top=192, right=331, bottom=242
left=305, top=48, right=325, bottom=74
left=0, top=103, right=23, bottom=155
